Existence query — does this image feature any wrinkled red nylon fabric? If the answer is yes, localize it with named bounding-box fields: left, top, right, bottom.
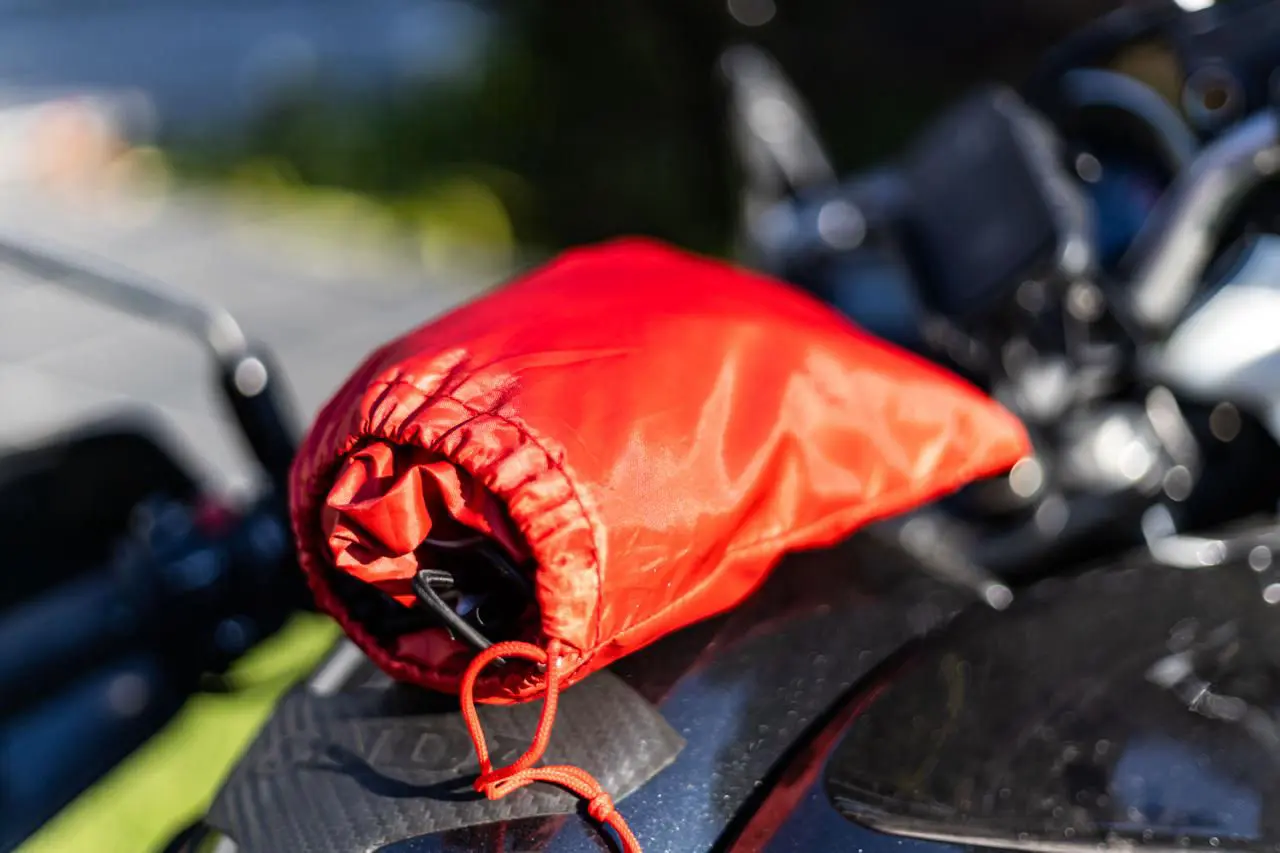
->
left=290, top=238, right=1031, bottom=705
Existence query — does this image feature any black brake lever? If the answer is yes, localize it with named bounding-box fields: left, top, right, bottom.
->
left=217, top=345, right=298, bottom=493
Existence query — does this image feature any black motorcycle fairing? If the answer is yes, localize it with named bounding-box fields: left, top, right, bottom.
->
left=0, top=416, right=199, bottom=610
left=820, top=541, right=1280, bottom=852
left=200, top=537, right=969, bottom=853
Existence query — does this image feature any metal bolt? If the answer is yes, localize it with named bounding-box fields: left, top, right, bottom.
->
left=234, top=356, right=269, bottom=397
left=815, top=199, right=866, bottom=251
left=1066, top=280, right=1104, bottom=322
left=1163, top=466, right=1194, bottom=502
left=107, top=672, right=151, bottom=718
left=1074, top=152, right=1103, bottom=183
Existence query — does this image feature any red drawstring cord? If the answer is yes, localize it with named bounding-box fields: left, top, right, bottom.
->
left=460, top=639, right=643, bottom=853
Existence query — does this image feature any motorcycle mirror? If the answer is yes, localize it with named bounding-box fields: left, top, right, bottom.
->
left=720, top=43, right=838, bottom=261
left=0, top=234, right=298, bottom=491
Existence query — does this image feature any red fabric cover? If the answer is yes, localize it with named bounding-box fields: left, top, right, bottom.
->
left=290, top=238, right=1030, bottom=704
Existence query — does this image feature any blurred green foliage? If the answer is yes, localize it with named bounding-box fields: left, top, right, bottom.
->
left=163, top=1, right=1118, bottom=260
left=166, top=3, right=738, bottom=259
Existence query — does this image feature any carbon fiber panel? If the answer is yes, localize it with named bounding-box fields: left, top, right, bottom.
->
left=205, top=670, right=683, bottom=853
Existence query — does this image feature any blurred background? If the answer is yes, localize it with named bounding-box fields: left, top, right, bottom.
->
left=0, top=1, right=1131, bottom=851
left=0, top=0, right=1124, bottom=265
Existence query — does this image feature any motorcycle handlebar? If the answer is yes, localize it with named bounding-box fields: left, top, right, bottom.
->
left=0, top=573, right=148, bottom=714
left=1123, top=108, right=1280, bottom=338
left=0, top=496, right=302, bottom=719
left=1057, top=67, right=1199, bottom=172
left=0, top=652, right=187, bottom=851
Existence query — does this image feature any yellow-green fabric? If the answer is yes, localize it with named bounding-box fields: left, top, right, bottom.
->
left=19, top=614, right=341, bottom=853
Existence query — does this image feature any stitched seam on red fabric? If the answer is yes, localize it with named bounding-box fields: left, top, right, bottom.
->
left=299, top=418, right=1014, bottom=691
left=376, top=376, right=606, bottom=658
left=293, top=455, right=435, bottom=690
left=294, top=530, right=431, bottom=685
left=294, top=405, right=600, bottom=697
left=293, top=412, right=466, bottom=692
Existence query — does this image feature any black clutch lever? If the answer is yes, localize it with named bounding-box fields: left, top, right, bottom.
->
left=216, top=344, right=298, bottom=493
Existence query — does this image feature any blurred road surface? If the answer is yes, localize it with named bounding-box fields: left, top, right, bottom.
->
left=0, top=183, right=497, bottom=494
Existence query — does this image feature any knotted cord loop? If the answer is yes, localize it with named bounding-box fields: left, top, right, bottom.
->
left=460, top=639, right=642, bottom=853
